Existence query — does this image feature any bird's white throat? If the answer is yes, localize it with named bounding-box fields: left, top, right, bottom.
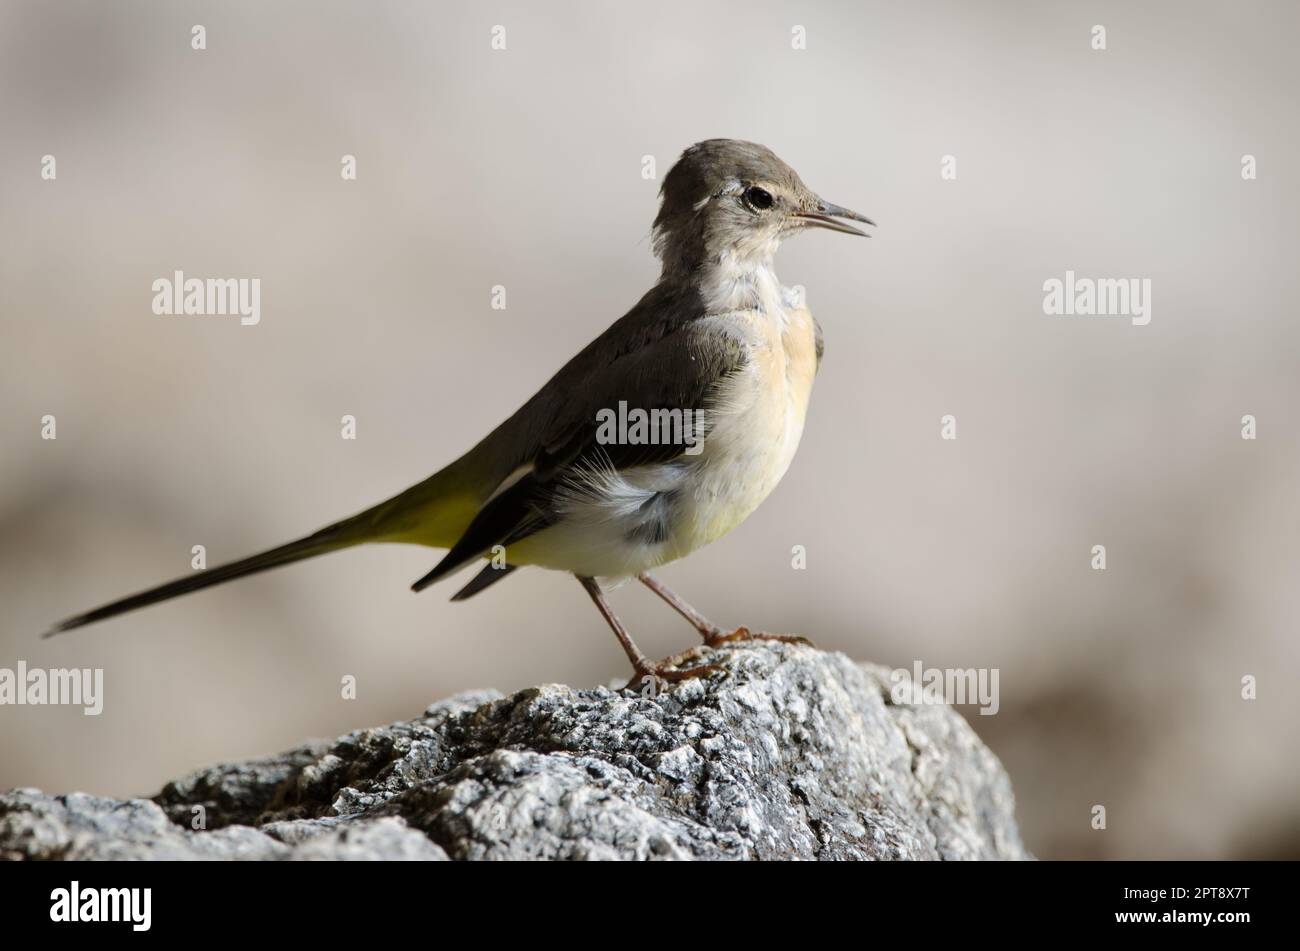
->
left=699, top=247, right=787, bottom=318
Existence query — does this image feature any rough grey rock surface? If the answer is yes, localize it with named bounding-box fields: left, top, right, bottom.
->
left=0, top=642, right=1028, bottom=860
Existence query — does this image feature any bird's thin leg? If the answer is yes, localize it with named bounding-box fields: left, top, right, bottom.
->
left=637, top=571, right=814, bottom=649
left=576, top=575, right=719, bottom=685
left=637, top=572, right=723, bottom=641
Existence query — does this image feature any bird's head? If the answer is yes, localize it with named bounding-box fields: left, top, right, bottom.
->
left=652, top=139, right=872, bottom=276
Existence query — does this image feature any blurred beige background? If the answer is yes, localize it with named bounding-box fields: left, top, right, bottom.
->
left=2, top=0, right=1297, bottom=859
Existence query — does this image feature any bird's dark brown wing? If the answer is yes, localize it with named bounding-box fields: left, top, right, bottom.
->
left=411, top=286, right=748, bottom=593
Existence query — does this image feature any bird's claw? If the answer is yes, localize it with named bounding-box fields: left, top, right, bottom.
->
left=625, top=656, right=722, bottom=693
left=703, top=626, right=813, bottom=648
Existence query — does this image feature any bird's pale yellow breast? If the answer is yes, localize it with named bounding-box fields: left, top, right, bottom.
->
left=667, top=299, right=818, bottom=557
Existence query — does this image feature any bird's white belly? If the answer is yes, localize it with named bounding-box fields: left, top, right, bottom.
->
left=510, top=305, right=819, bottom=579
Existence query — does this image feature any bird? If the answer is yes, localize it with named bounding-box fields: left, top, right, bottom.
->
left=46, top=139, right=873, bottom=685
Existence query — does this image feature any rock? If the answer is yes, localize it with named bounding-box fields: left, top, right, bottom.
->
left=0, top=641, right=1029, bottom=860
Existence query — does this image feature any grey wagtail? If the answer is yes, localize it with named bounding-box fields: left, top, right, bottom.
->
left=47, top=139, right=872, bottom=684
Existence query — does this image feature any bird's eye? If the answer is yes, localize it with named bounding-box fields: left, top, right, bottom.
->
left=744, top=186, right=774, bottom=210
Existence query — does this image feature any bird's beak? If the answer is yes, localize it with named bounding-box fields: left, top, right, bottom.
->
left=795, top=199, right=875, bottom=237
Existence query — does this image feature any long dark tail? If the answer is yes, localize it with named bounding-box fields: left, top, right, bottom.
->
left=43, top=448, right=492, bottom=637
left=43, top=520, right=364, bottom=638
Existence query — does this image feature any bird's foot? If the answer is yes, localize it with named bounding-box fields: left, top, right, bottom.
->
left=703, top=626, right=814, bottom=649
left=624, top=648, right=722, bottom=693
